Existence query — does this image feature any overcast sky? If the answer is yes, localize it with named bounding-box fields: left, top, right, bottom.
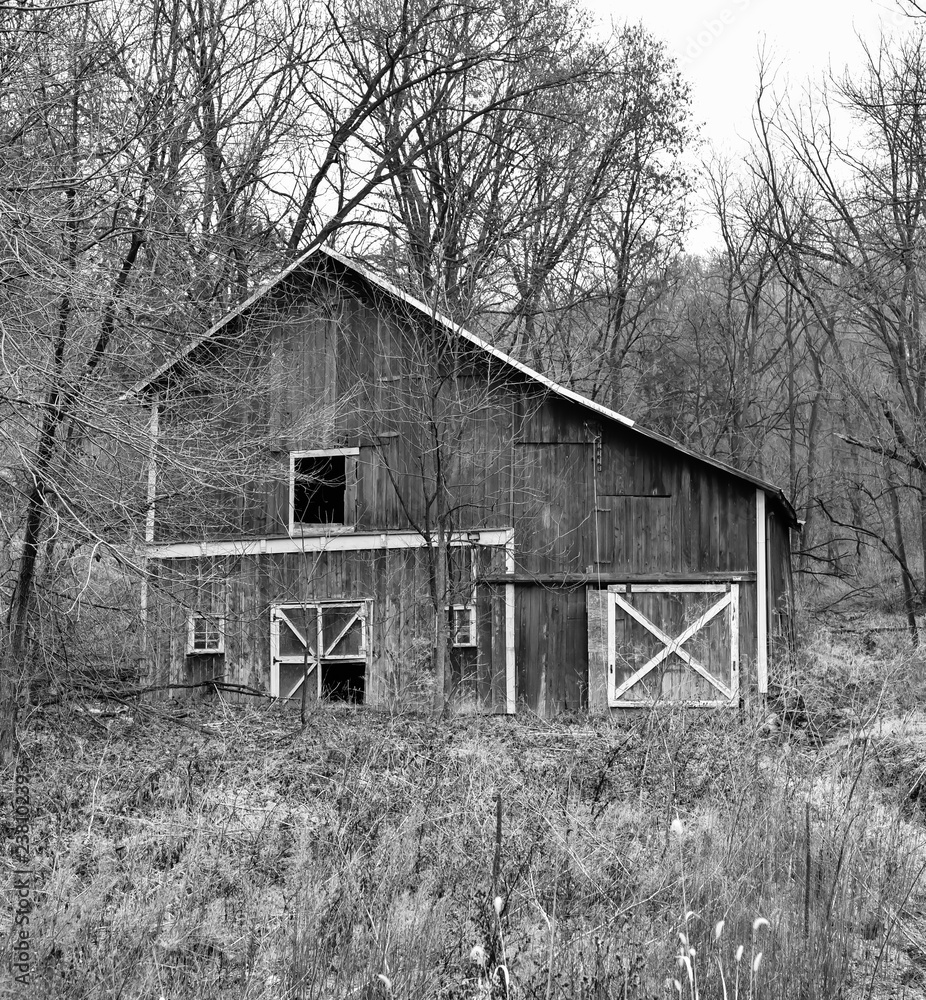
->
left=585, top=0, right=914, bottom=249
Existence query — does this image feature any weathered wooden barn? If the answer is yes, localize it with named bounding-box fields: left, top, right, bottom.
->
left=134, top=247, right=797, bottom=715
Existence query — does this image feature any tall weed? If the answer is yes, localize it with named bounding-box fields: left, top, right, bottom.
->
left=1, top=689, right=923, bottom=998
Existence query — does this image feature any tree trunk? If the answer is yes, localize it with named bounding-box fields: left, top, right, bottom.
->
left=889, top=482, right=918, bottom=645
left=0, top=649, right=17, bottom=767
left=919, top=469, right=926, bottom=588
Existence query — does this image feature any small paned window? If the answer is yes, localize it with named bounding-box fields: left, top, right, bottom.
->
left=448, top=605, right=477, bottom=647
left=290, top=449, right=358, bottom=529
left=187, top=614, right=224, bottom=654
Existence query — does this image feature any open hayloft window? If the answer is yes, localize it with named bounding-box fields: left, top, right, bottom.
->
left=187, top=613, right=224, bottom=655
left=290, top=448, right=358, bottom=531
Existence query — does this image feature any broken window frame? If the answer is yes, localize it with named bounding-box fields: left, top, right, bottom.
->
left=289, top=447, right=359, bottom=534
left=187, top=613, right=224, bottom=655
left=447, top=604, right=477, bottom=647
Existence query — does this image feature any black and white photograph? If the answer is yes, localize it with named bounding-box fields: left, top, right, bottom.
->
left=2, top=0, right=926, bottom=995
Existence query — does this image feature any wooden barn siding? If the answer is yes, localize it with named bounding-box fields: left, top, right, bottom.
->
left=147, top=544, right=508, bottom=709
left=511, top=396, right=763, bottom=713
left=155, top=290, right=523, bottom=542
left=154, top=310, right=281, bottom=543
left=512, top=397, right=756, bottom=576
left=515, top=585, right=587, bottom=715
left=154, top=290, right=769, bottom=570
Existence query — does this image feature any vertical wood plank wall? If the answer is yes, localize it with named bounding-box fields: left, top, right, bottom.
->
left=767, top=511, right=795, bottom=660
left=148, top=545, right=509, bottom=709
left=511, top=397, right=764, bottom=715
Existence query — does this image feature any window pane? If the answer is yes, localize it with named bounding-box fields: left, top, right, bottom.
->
left=449, top=606, right=474, bottom=645
left=322, top=606, right=363, bottom=657
left=278, top=607, right=318, bottom=657
left=191, top=615, right=221, bottom=651
left=294, top=455, right=346, bottom=523
left=280, top=662, right=313, bottom=699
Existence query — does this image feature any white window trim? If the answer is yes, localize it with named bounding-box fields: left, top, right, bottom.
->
left=447, top=603, right=477, bottom=648
left=187, top=613, right=225, bottom=655
left=289, top=448, right=360, bottom=535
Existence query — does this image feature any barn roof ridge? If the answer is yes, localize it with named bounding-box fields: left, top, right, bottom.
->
left=124, top=244, right=797, bottom=523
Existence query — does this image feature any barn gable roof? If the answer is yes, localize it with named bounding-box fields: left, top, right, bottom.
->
left=126, top=246, right=798, bottom=525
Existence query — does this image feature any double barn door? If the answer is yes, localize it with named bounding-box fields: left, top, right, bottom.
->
left=270, top=601, right=369, bottom=702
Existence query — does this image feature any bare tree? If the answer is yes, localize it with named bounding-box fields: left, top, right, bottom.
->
left=360, top=16, right=691, bottom=383
left=5, top=0, right=686, bottom=750
left=500, top=23, right=690, bottom=384
left=746, top=35, right=926, bottom=617
left=0, top=0, right=321, bottom=756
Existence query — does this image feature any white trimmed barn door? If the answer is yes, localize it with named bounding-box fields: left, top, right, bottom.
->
left=271, top=602, right=369, bottom=702
left=607, top=584, right=739, bottom=707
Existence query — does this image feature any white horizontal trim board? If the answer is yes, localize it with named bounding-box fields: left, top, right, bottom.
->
left=613, top=583, right=729, bottom=593
left=291, top=447, right=360, bottom=458
left=148, top=527, right=514, bottom=560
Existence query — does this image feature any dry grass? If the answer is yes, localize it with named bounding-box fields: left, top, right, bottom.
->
left=3, top=634, right=926, bottom=998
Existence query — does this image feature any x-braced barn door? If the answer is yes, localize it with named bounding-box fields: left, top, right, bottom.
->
left=271, top=601, right=370, bottom=703
left=607, top=584, right=739, bottom=708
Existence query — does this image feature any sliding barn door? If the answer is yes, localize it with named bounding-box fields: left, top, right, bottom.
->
left=605, top=584, right=739, bottom=708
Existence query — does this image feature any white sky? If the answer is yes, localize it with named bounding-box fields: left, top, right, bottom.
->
left=584, top=0, right=915, bottom=249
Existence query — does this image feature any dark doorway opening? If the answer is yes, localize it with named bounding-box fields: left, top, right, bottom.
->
left=322, top=660, right=365, bottom=703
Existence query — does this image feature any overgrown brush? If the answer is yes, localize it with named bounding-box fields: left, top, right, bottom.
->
left=1, top=685, right=924, bottom=998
